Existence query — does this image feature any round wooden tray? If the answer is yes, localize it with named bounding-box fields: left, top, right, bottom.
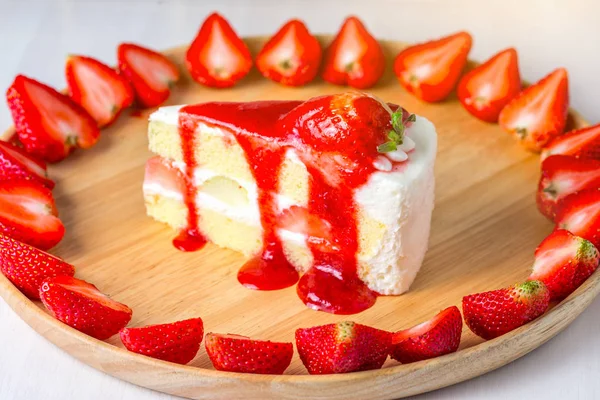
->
left=0, top=36, right=597, bottom=400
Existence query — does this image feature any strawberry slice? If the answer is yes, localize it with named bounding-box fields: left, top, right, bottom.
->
left=394, top=32, right=472, bottom=102
left=537, top=155, right=600, bottom=221
left=120, top=318, right=204, bottom=364
left=390, top=306, right=462, bottom=364
left=529, top=229, right=599, bottom=301
left=499, top=68, right=569, bottom=152
left=6, top=75, right=100, bottom=163
left=0, top=141, right=54, bottom=188
left=66, top=55, right=134, bottom=127
left=462, top=280, right=550, bottom=340
left=541, top=123, right=600, bottom=161
left=322, top=16, right=385, bottom=89
left=185, top=13, right=252, bottom=88
left=0, top=181, right=64, bottom=250
left=555, top=188, right=600, bottom=248
left=0, top=234, right=74, bottom=299
left=143, top=156, right=186, bottom=195
left=117, top=43, right=180, bottom=108
left=278, top=206, right=338, bottom=253
left=40, top=276, right=132, bottom=340
left=295, top=321, right=392, bottom=374
left=457, top=48, right=521, bottom=122
left=205, top=333, right=293, bottom=374
left=256, top=19, right=322, bottom=87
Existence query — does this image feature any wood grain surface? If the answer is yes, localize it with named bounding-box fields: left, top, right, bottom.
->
left=0, top=36, right=595, bottom=400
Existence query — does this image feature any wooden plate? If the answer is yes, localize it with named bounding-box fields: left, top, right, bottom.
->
left=0, top=36, right=597, bottom=400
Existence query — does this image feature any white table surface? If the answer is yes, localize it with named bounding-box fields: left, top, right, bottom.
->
left=1, top=0, right=599, bottom=399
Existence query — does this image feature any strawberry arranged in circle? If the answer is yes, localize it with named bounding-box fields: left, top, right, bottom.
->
left=120, top=318, right=204, bottom=364
left=6, top=75, right=100, bottom=163
left=537, top=155, right=600, bottom=221
left=555, top=188, right=600, bottom=248
left=295, top=321, right=391, bottom=374
left=117, top=43, right=180, bottom=108
left=186, top=13, right=252, bottom=88
left=462, top=280, right=550, bottom=340
left=0, top=234, right=74, bottom=299
left=457, top=48, right=521, bottom=122
left=205, top=333, right=293, bottom=374
left=394, top=31, right=472, bottom=102
left=0, top=180, right=64, bottom=250
left=40, top=276, right=132, bottom=340
left=0, top=141, right=54, bottom=188
left=529, top=229, right=599, bottom=301
left=256, top=19, right=322, bottom=87
left=499, top=68, right=569, bottom=152
left=322, top=16, right=385, bottom=89
left=66, top=55, right=135, bottom=127
left=390, top=306, right=462, bottom=364
left=541, top=123, right=600, bottom=161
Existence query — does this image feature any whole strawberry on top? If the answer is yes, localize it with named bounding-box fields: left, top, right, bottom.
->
left=6, top=75, right=100, bottom=162
left=256, top=19, right=322, bottom=87
left=555, top=188, right=600, bottom=248
left=541, top=123, right=600, bottom=161
left=0, top=140, right=54, bottom=188
left=322, top=16, right=385, bottom=89
left=499, top=68, right=569, bottom=152
left=186, top=13, right=252, bottom=88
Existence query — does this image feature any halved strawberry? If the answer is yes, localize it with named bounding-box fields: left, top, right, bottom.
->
left=40, top=276, right=132, bottom=340
left=322, top=16, right=385, bottom=89
left=457, top=48, right=521, bottom=122
left=256, top=19, right=322, bottom=87
left=186, top=13, right=252, bottom=88
left=0, top=141, right=54, bottom=188
left=117, top=43, right=180, bottom=108
left=143, top=156, right=185, bottom=195
left=120, top=318, right=204, bottom=364
left=0, top=234, right=74, bottom=299
left=6, top=75, right=100, bottom=162
left=541, top=123, right=600, bottom=161
left=555, top=188, right=600, bottom=248
left=0, top=181, right=64, bottom=250
left=529, top=229, right=599, bottom=301
left=462, top=280, right=550, bottom=340
left=205, top=333, right=293, bottom=374
left=295, top=321, right=391, bottom=374
left=537, top=155, right=600, bottom=220
left=499, top=68, right=569, bottom=152
left=278, top=206, right=338, bottom=253
left=394, top=31, right=472, bottom=102
left=390, top=306, right=462, bottom=364
left=66, top=55, right=134, bottom=127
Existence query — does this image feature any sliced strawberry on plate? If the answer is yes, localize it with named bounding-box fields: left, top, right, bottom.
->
left=185, top=13, right=252, bottom=88
left=256, top=19, right=322, bottom=87
left=537, top=155, right=600, bottom=221
left=205, top=333, right=293, bottom=374
left=295, top=321, right=391, bottom=374
left=66, top=55, right=134, bottom=127
left=0, top=234, right=74, bottom=299
left=0, top=141, right=54, bottom=188
left=394, top=31, right=472, bottom=102
left=499, top=68, right=569, bottom=152
left=117, top=43, right=180, bottom=108
left=555, top=188, right=600, bottom=248
left=390, top=306, right=462, bottom=364
left=541, top=123, right=600, bottom=161
left=0, top=180, right=64, bottom=250
left=457, top=48, right=521, bottom=122
left=529, top=229, right=599, bottom=301
left=40, top=276, right=132, bottom=340
left=278, top=205, right=338, bottom=253
left=120, top=318, right=204, bottom=364
left=6, top=75, right=100, bottom=163
left=462, top=280, right=550, bottom=340
left=322, top=16, right=385, bottom=89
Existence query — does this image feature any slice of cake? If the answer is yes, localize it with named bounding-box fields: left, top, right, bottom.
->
left=143, top=92, right=437, bottom=314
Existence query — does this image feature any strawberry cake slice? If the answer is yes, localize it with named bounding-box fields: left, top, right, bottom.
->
left=143, top=92, right=437, bottom=314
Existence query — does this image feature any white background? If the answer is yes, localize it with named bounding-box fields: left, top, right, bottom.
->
left=1, top=0, right=599, bottom=399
